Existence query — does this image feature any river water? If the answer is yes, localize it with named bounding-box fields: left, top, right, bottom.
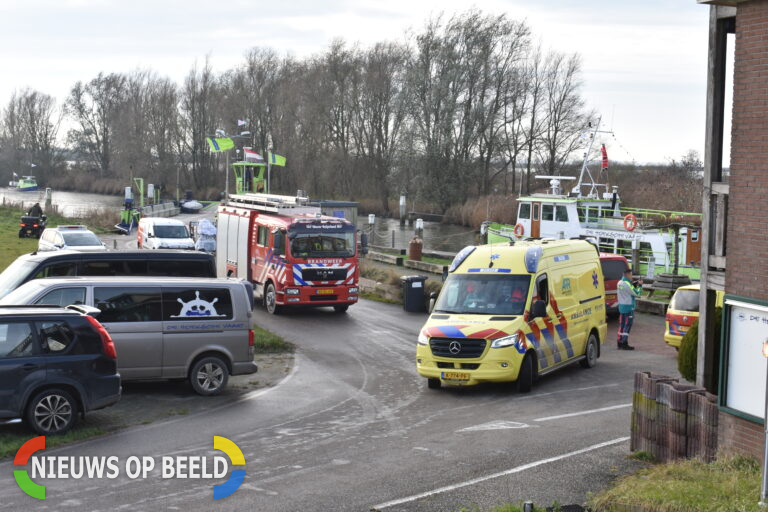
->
left=357, top=217, right=479, bottom=254
left=0, top=187, right=123, bottom=217
left=1, top=187, right=478, bottom=253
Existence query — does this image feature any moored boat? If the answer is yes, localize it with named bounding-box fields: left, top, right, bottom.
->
left=14, top=176, right=38, bottom=191
left=484, top=120, right=702, bottom=278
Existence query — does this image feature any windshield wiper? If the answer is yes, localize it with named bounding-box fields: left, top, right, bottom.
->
left=433, top=309, right=463, bottom=314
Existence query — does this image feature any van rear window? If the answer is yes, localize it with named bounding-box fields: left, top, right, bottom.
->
left=670, top=290, right=700, bottom=312
left=162, top=288, right=233, bottom=320
left=600, top=259, right=628, bottom=281
left=148, top=260, right=213, bottom=277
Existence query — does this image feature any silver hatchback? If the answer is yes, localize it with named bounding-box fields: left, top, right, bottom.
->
left=38, top=225, right=106, bottom=252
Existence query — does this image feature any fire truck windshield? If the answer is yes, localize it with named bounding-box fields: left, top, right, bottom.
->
left=290, top=232, right=355, bottom=258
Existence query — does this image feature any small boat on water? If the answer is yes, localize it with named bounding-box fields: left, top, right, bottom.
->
left=8, top=176, right=38, bottom=191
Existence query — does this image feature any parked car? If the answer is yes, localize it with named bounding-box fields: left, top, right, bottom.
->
left=138, top=218, right=194, bottom=250
left=600, top=253, right=631, bottom=316
left=0, top=250, right=216, bottom=299
left=0, top=277, right=257, bottom=395
left=38, top=225, right=106, bottom=252
left=0, top=304, right=120, bottom=435
left=664, top=283, right=724, bottom=349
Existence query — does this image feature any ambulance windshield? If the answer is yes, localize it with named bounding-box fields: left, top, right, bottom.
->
left=434, top=274, right=531, bottom=316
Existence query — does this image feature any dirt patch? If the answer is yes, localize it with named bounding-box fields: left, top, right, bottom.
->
left=75, top=352, right=294, bottom=430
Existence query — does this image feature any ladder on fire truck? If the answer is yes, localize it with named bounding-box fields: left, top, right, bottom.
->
left=226, top=192, right=321, bottom=215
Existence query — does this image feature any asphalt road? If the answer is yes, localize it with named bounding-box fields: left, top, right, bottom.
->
left=0, top=296, right=680, bottom=511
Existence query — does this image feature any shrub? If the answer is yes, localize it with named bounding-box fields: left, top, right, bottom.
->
left=678, top=306, right=722, bottom=383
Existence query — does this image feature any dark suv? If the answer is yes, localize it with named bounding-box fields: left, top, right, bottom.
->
left=0, top=305, right=120, bottom=435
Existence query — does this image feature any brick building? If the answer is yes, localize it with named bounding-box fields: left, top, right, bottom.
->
left=699, top=0, right=768, bottom=461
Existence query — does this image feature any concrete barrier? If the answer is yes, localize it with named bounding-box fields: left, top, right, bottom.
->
left=404, top=259, right=447, bottom=275
left=368, top=251, right=403, bottom=266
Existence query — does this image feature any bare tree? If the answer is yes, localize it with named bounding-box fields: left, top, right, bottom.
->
left=538, top=52, right=586, bottom=175
left=179, top=59, right=218, bottom=190
left=350, top=42, right=410, bottom=212
left=1, top=89, right=63, bottom=180
left=66, top=73, right=127, bottom=176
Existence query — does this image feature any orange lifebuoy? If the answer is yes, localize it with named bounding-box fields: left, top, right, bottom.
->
left=514, top=223, right=525, bottom=237
left=624, top=214, right=638, bottom=232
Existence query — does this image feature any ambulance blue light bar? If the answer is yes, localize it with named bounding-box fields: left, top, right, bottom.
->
left=449, top=246, right=476, bottom=273
left=525, top=246, right=543, bottom=273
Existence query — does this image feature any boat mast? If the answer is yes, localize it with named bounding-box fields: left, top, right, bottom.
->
left=572, top=116, right=612, bottom=198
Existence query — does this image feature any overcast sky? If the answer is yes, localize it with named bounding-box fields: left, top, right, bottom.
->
left=0, top=0, right=717, bottom=164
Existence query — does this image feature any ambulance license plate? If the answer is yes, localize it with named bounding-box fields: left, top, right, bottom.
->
left=316, top=289, right=334, bottom=295
left=442, top=371, right=470, bottom=381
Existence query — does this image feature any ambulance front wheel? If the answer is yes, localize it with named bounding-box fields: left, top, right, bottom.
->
left=517, top=353, right=534, bottom=393
left=264, top=283, right=281, bottom=315
left=580, top=332, right=599, bottom=368
left=427, top=378, right=441, bottom=389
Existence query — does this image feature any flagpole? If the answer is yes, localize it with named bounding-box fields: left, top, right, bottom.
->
left=225, top=152, right=230, bottom=200
left=267, top=151, right=271, bottom=194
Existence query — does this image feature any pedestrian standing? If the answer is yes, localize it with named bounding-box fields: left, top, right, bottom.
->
left=617, top=268, right=643, bottom=350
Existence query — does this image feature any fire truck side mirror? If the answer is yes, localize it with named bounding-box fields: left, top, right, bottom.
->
left=360, top=232, right=369, bottom=255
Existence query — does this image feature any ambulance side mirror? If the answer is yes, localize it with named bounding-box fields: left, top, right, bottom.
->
left=428, top=292, right=438, bottom=314
left=531, top=299, right=547, bottom=319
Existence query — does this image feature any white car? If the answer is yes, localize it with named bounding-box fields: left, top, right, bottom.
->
left=38, top=225, right=106, bottom=252
left=137, top=218, right=195, bottom=250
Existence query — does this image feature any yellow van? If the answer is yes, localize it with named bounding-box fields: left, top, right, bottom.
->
left=416, top=239, right=607, bottom=392
left=664, top=283, right=724, bottom=349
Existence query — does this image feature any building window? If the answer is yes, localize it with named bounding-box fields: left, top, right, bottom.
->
left=518, top=203, right=531, bottom=220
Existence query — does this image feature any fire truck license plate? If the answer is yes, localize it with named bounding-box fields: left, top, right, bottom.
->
left=442, top=372, right=470, bottom=381
left=316, top=289, right=334, bottom=295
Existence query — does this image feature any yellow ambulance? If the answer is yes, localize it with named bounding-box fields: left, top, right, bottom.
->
left=416, top=239, right=607, bottom=392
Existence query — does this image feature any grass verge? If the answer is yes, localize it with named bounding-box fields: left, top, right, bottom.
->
left=588, top=455, right=761, bottom=512
left=0, top=426, right=106, bottom=459
left=252, top=324, right=295, bottom=353
left=0, top=204, right=111, bottom=269
left=360, top=291, right=400, bottom=305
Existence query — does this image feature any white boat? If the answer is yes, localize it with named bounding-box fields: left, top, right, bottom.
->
left=484, top=119, right=702, bottom=277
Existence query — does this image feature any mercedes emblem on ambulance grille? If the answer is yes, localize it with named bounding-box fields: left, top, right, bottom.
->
left=449, top=341, right=462, bottom=355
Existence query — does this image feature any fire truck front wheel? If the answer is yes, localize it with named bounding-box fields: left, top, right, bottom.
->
left=333, top=305, right=349, bottom=313
left=264, top=283, right=282, bottom=315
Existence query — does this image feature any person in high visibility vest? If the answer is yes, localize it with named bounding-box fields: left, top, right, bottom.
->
left=616, top=268, right=643, bottom=350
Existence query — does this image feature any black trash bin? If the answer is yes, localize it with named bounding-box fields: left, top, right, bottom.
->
left=401, top=275, right=428, bottom=313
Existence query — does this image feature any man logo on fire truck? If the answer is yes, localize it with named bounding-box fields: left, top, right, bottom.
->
left=216, top=193, right=361, bottom=315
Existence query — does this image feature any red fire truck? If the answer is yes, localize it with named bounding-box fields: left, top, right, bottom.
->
left=216, top=193, right=360, bottom=314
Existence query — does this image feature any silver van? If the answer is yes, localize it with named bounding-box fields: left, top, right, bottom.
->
left=0, top=277, right=257, bottom=395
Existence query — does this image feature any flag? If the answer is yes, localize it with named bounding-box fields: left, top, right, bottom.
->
left=237, top=119, right=248, bottom=127
left=243, top=147, right=264, bottom=163
left=206, top=137, right=235, bottom=152
left=30, top=163, right=37, bottom=168
left=268, top=152, right=286, bottom=167
left=12, top=172, right=18, bottom=177
left=601, top=144, right=609, bottom=170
